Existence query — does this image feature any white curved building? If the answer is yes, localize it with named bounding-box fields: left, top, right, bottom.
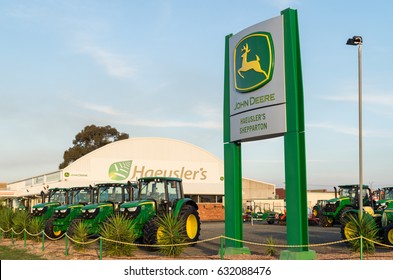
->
left=4, top=137, right=276, bottom=220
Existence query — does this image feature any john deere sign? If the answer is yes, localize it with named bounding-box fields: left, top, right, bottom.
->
left=223, top=9, right=315, bottom=260
left=229, top=15, right=286, bottom=142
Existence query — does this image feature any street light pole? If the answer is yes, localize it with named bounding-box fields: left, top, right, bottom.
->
left=347, top=36, right=363, bottom=219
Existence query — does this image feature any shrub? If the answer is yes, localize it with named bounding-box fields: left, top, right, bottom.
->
left=265, top=236, right=278, bottom=257
left=69, top=219, right=90, bottom=252
left=342, top=213, right=379, bottom=253
left=12, top=210, right=32, bottom=239
left=156, top=212, right=187, bottom=257
left=100, top=214, right=137, bottom=256
left=27, top=218, right=45, bottom=241
left=0, top=208, right=14, bottom=238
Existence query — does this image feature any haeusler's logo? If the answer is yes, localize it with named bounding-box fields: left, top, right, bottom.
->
left=108, top=160, right=132, bottom=181
left=234, top=32, right=274, bottom=93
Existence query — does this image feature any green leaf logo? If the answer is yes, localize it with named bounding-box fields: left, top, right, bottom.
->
left=108, top=160, right=132, bottom=181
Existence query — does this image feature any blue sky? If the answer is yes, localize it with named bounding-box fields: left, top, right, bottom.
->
left=1, top=0, right=392, bottom=190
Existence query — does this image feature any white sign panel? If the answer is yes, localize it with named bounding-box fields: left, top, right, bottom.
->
left=229, top=15, right=286, bottom=142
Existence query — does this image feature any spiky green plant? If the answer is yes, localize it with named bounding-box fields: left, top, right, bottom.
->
left=342, top=213, right=379, bottom=253
left=155, top=212, right=187, bottom=257
left=265, top=236, right=278, bottom=257
left=12, top=210, right=31, bottom=239
left=69, top=220, right=90, bottom=252
left=27, top=218, right=44, bottom=241
left=0, top=207, right=14, bottom=238
left=100, top=214, right=137, bottom=256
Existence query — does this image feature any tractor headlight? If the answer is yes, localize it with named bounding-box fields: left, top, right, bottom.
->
left=59, top=209, right=67, bottom=213
left=36, top=207, right=44, bottom=211
left=127, top=207, right=138, bottom=212
left=86, top=209, right=96, bottom=213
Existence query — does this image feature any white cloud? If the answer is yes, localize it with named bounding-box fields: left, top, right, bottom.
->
left=322, top=91, right=393, bottom=107
left=308, top=122, right=393, bottom=139
left=80, top=44, right=136, bottom=79
left=81, top=103, right=122, bottom=116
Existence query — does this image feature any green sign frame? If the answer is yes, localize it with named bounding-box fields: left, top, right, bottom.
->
left=223, top=8, right=316, bottom=260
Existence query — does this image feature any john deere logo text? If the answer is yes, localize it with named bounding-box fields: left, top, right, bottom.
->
left=234, top=32, right=274, bottom=93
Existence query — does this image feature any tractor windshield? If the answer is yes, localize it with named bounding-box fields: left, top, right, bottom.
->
left=49, top=189, right=69, bottom=204
left=140, top=180, right=166, bottom=202
left=99, top=185, right=124, bottom=203
left=339, top=187, right=352, bottom=198
left=383, top=188, right=393, bottom=200
left=73, top=188, right=93, bottom=204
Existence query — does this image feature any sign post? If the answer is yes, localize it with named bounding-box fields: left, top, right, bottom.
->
left=223, top=8, right=316, bottom=259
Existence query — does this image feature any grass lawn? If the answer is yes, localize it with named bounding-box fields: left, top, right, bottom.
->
left=0, top=245, right=46, bottom=260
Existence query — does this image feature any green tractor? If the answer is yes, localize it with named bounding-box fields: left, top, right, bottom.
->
left=320, top=185, right=373, bottom=227
left=119, top=177, right=201, bottom=246
left=44, top=186, right=95, bottom=238
left=374, top=187, right=393, bottom=213
left=341, top=203, right=393, bottom=246
left=31, top=188, right=71, bottom=227
left=68, top=182, right=135, bottom=237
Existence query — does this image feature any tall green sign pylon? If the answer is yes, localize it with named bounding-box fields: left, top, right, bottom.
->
left=222, top=33, right=251, bottom=256
left=280, top=8, right=316, bottom=260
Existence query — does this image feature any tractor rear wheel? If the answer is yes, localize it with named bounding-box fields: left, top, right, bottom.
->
left=179, top=205, right=201, bottom=244
left=339, top=207, right=353, bottom=224
left=384, top=223, right=393, bottom=245
left=44, top=217, right=63, bottom=239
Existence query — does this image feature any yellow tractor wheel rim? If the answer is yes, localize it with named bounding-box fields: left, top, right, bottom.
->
left=157, top=226, right=164, bottom=242
left=312, top=209, right=318, bottom=217
left=53, top=229, right=62, bottom=237
left=388, top=228, right=393, bottom=244
left=186, top=214, right=198, bottom=239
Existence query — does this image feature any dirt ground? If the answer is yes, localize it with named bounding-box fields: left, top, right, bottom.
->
left=2, top=238, right=393, bottom=260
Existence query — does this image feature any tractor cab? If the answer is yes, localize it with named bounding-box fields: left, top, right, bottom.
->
left=31, top=188, right=71, bottom=225
left=138, top=177, right=183, bottom=213
left=346, top=185, right=373, bottom=209
left=375, top=187, right=393, bottom=212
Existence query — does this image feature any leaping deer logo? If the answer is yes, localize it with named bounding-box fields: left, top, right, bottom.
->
left=237, top=43, right=267, bottom=79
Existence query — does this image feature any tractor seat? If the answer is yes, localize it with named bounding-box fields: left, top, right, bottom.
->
left=363, top=206, right=381, bottom=217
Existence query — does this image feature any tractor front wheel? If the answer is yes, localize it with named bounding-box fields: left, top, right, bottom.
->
left=384, top=223, right=393, bottom=245
left=142, top=217, right=161, bottom=250
left=320, top=215, right=333, bottom=227
left=179, top=205, right=201, bottom=244
left=44, top=217, right=63, bottom=239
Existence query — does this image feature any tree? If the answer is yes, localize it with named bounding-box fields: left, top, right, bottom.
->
left=59, top=125, right=129, bottom=169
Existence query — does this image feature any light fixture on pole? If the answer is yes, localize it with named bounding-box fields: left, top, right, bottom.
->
left=346, top=35, right=363, bottom=219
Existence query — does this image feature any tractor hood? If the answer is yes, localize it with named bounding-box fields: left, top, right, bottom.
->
left=32, top=202, right=60, bottom=209
left=82, top=202, right=113, bottom=211
left=327, top=197, right=349, bottom=204
left=120, top=200, right=155, bottom=209
left=55, top=204, right=85, bottom=211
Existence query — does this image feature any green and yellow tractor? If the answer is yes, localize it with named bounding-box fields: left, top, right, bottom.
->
left=119, top=177, right=201, bottom=246
left=31, top=188, right=71, bottom=228
left=67, top=182, right=135, bottom=237
left=44, top=186, right=95, bottom=238
left=320, top=185, right=373, bottom=227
